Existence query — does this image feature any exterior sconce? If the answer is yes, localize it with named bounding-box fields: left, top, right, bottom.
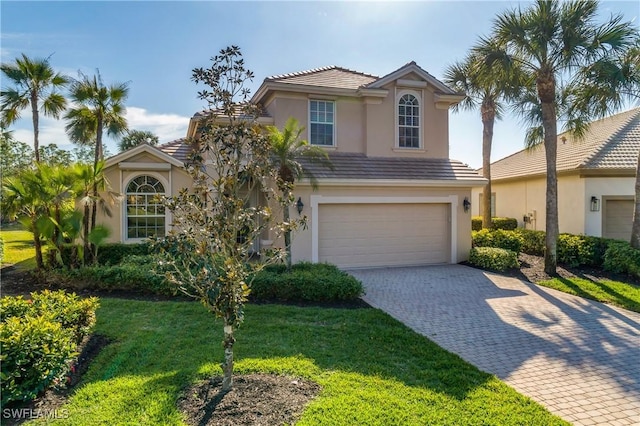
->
left=463, top=197, right=471, bottom=213
left=296, top=197, right=304, bottom=215
left=590, top=196, right=600, bottom=212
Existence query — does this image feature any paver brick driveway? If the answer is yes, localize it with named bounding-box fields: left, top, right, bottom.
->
left=349, top=265, right=640, bottom=426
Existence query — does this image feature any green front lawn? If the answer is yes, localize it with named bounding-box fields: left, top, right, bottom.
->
left=33, top=298, right=566, bottom=425
left=537, top=277, right=640, bottom=313
left=0, top=223, right=36, bottom=269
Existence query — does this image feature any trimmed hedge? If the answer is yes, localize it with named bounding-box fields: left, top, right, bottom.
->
left=0, top=290, right=99, bottom=404
left=514, top=229, right=545, bottom=256
left=469, top=247, right=519, bottom=272
left=250, top=262, right=364, bottom=302
left=58, top=243, right=151, bottom=268
left=59, top=255, right=174, bottom=295
left=603, top=241, right=640, bottom=280
left=472, top=216, right=518, bottom=231
left=472, top=229, right=523, bottom=253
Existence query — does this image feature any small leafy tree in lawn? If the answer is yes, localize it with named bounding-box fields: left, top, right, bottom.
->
left=154, top=46, right=289, bottom=392
left=267, top=117, right=332, bottom=270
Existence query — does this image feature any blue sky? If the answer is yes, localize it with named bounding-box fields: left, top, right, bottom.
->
left=2, top=0, right=639, bottom=168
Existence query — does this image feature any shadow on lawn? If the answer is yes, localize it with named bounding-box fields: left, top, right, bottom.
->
left=555, top=276, right=640, bottom=312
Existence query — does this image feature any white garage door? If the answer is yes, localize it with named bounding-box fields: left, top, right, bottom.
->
left=318, top=203, right=449, bottom=268
left=603, top=199, right=634, bottom=240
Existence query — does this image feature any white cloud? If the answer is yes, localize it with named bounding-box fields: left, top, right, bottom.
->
left=8, top=107, right=190, bottom=154
left=124, top=107, right=190, bottom=143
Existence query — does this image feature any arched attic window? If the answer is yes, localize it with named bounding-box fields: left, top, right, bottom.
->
left=126, top=175, right=166, bottom=239
left=398, top=94, right=420, bottom=148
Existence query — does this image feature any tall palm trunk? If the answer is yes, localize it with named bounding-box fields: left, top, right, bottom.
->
left=481, top=100, right=495, bottom=230
left=88, top=114, right=103, bottom=263
left=631, top=148, right=640, bottom=249
left=538, top=72, right=559, bottom=275
left=31, top=91, right=40, bottom=163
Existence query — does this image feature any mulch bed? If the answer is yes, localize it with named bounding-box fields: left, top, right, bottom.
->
left=178, top=374, right=321, bottom=426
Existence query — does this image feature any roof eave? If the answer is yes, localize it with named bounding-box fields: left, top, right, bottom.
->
left=297, top=177, right=488, bottom=187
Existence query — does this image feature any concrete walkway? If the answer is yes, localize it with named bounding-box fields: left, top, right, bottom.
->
left=349, top=265, right=640, bottom=426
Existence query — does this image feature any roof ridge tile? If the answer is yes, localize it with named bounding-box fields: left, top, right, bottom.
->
left=266, top=65, right=378, bottom=82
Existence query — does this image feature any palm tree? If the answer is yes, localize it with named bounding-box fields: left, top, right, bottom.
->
left=0, top=54, right=68, bottom=162
left=119, top=129, right=159, bottom=152
left=65, top=71, right=128, bottom=233
left=65, top=71, right=129, bottom=168
left=444, top=53, right=524, bottom=229
left=475, top=0, right=638, bottom=274
left=267, top=117, right=332, bottom=269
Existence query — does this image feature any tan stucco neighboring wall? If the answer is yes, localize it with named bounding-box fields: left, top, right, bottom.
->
left=584, top=177, right=635, bottom=236
left=276, top=184, right=473, bottom=264
left=100, top=162, right=192, bottom=243
left=472, top=175, right=586, bottom=234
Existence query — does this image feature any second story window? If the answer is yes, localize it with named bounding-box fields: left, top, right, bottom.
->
left=310, top=100, right=334, bottom=146
left=398, top=94, right=420, bottom=148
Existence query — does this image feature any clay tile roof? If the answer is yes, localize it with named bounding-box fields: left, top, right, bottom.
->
left=265, top=66, right=379, bottom=90
left=157, top=138, right=192, bottom=163
left=299, top=152, right=485, bottom=182
left=486, top=107, right=640, bottom=181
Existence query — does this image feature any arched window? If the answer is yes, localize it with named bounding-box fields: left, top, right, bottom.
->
left=398, top=94, right=420, bottom=148
left=126, top=175, right=166, bottom=239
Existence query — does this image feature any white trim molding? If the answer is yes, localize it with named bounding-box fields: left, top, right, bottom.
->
left=310, top=195, right=458, bottom=264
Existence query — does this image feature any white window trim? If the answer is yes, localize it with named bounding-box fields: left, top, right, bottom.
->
left=310, top=195, right=458, bottom=264
left=395, top=89, right=423, bottom=149
left=309, top=99, right=336, bottom=147
left=122, top=172, right=171, bottom=243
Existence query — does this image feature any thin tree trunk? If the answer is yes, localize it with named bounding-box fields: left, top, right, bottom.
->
left=631, top=148, right=640, bottom=249
left=481, top=103, right=495, bottom=230
left=221, top=321, right=235, bottom=392
left=540, top=97, right=559, bottom=275
left=283, top=190, right=292, bottom=270
left=31, top=92, right=40, bottom=163
left=32, top=218, right=44, bottom=270
left=83, top=203, right=90, bottom=266
left=89, top=116, right=103, bottom=262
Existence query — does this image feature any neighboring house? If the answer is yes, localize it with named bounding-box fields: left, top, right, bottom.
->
left=471, top=107, right=640, bottom=240
left=102, top=62, right=486, bottom=268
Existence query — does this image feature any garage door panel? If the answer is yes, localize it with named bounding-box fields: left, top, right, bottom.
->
left=604, top=199, right=633, bottom=240
left=318, top=203, right=449, bottom=268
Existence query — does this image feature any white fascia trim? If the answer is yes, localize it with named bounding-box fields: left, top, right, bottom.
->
left=310, top=195, right=459, bottom=264
left=253, top=82, right=359, bottom=102
left=118, top=162, right=171, bottom=171
left=297, top=178, right=488, bottom=187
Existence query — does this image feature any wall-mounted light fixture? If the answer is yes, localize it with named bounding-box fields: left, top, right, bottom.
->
left=463, top=197, right=471, bottom=213
left=590, top=196, right=600, bottom=212
left=296, top=197, right=304, bottom=215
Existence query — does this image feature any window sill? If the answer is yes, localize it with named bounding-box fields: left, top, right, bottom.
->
left=392, top=148, right=426, bottom=153
left=311, top=145, right=337, bottom=151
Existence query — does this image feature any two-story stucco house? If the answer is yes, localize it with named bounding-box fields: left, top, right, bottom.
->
left=101, top=62, right=486, bottom=268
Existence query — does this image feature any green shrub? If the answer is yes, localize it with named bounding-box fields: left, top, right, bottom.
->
left=250, top=262, right=364, bottom=302
left=60, top=255, right=174, bottom=295
left=603, top=241, right=640, bottom=280
left=557, top=234, right=612, bottom=267
left=514, top=229, right=546, bottom=256
left=0, top=290, right=100, bottom=404
left=58, top=242, right=151, bottom=268
left=30, top=290, right=99, bottom=344
left=1, top=316, right=76, bottom=405
left=472, top=229, right=523, bottom=253
left=472, top=216, right=518, bottom=231
left=469, top=247, right=519, bottom=272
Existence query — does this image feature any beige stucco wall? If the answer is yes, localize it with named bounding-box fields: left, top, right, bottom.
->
left=472, top=174, right=587, bottom=234
left=584, top=177, right=635, bottom=236
left=262, top=73, right=450, bottom=159
left=272, top=184, right=473, bottom=265
left=100, top=156, right=192, bottom=243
